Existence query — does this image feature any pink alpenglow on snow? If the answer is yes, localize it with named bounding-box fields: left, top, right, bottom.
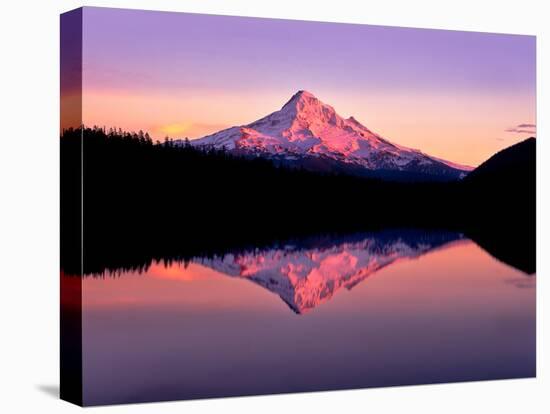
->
left=185, top=91, right=474, bottom=179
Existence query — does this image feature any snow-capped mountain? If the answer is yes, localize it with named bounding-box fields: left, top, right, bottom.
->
left=184, top=90, right=473, bottom=180
left=195, top=230, right=465, bottom=314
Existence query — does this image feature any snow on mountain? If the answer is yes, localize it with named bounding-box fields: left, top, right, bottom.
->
left=195, top=231, right=465, bottom=314
left=182, top=90, right=473, bottom=179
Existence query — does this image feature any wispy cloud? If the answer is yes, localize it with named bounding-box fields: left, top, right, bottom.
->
left=506, top=123, right=536, bottom=134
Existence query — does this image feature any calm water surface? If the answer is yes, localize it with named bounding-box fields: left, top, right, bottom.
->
left=81, top=231, right=535, bottom=405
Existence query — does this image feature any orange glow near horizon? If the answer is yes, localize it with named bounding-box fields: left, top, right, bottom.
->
left=81, top=86, right=535, bottom=167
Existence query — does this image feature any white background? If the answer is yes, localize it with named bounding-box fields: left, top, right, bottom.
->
left=0, top=0, right=548, bottom=412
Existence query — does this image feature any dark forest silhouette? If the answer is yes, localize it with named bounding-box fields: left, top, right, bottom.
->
left=60, top=127, right=535, bottom=276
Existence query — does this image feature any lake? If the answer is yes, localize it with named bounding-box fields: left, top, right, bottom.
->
left=78, top=229, right=535, bottom=405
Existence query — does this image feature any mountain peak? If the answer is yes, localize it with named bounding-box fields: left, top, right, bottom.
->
left=295, top=89, right=315, bottom=98
left=282, top=90, right=320, bottom=109
left=280, top=90, right=340, bottom=128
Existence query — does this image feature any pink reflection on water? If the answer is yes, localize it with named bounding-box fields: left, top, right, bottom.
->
left=81, top=235, right=535, bottom=405
left=82, top=235, right=532, bottom=315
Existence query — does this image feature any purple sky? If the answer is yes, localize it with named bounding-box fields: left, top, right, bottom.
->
left=79, top=6, right=536, bottom=165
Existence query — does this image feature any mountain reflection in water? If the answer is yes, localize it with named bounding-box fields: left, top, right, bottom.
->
left=195, top=230, right=464, bottom=313
left=84, top=229, right=534, bottom=314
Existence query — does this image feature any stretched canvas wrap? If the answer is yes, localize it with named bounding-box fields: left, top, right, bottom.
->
left=60, top=6, right=537, bottom=406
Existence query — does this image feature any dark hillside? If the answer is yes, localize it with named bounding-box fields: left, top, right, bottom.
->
left=461, top=137, right=536, bottom=273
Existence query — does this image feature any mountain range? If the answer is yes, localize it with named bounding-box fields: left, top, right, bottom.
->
left=182, top=90, right=474, bottom=181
